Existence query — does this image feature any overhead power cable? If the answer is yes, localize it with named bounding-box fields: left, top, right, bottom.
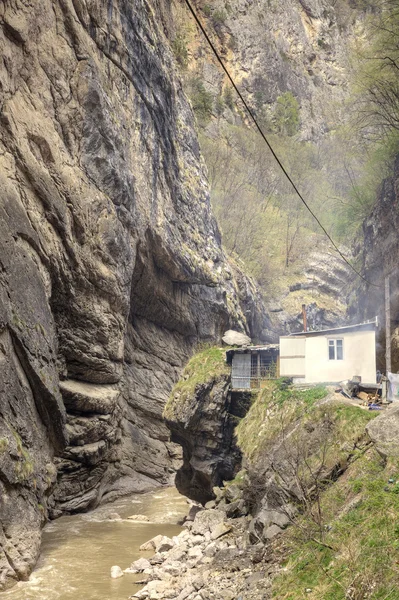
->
left=184, top=0, right=378, bottom=288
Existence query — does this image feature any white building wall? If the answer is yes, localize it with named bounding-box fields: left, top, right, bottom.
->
left=280, top=329, right=376, bottom=383
left=304, top=329, right=376, bottom=383
left=280, top=336, right=306, bottom=377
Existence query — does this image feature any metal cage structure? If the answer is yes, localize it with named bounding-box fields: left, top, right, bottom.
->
left=227, top=346, right=279, bottom=390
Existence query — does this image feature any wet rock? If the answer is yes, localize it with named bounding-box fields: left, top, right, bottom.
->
left=108, top=512, right=122, bottom=521
left=186, top=505, right=203, bottom=522
left=167, top=377, right=245, bottom=505
left=128, top=515, right=150, bottom=522
left=110, top=565, right=124, bottom=579
left=129, top=558, right=152, bottom=573
left=140, top=535, right=164, bottom=552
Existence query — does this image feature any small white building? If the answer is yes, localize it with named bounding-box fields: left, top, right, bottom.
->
left=279, top=319, right=378, bottom=384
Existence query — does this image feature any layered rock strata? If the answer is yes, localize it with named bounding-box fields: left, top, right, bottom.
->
left=166, top=374, right=252, bottom=504
left=0, top=0, right=270, bottom=588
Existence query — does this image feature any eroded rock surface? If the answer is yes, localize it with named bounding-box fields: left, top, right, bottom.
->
left=0, top=0, right=270, bottom=588
left=166, top=374, right=252, bottom=504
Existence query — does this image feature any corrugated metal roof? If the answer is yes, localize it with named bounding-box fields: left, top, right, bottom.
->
left=226, top=344, right=279, bottom=364
left=281, top=317, right=378, bottom=338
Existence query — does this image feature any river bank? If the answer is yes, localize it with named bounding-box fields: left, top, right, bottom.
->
left=129, top=506, right=281, bottom=600
left=2, top=488, right=188, bottom=600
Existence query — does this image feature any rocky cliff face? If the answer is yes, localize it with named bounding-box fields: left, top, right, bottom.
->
left=267, top=241, right=352, bottom=333
left=187, top=0, right=361, bottom=140
left=0, top=0, right=271, bottom=589
left=165, top=371, right=251, bottom=504
left=353, top=155, right=399, bottom=370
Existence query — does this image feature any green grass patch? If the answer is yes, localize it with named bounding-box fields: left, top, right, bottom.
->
left=10, top=428, right=34, bottom=482
left=235, top=380, right=328, bottom=460
left=164, top=346, right=229, bottom=419
left=235, top=381, right=377, bottom=463
left=273, top=449, right=399, bottom=599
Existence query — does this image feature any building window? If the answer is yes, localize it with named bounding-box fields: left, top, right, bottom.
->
left=328, top=339, right=343, bottom=360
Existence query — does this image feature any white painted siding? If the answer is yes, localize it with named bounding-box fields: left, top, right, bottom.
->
left=305, top=329, right=376, bottom=383
left=279, top=336, right=306, bottom=377
left=279, top=329, right=376, bottom=383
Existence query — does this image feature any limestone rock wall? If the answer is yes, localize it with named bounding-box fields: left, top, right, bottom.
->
left=0, top=0, right=270, bottom=588
left=353, top=155, right=399, bottom=371
left=180, top=0, right=367, bottom=141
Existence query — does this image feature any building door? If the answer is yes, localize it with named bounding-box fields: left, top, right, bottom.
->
left=232, top=354, right=251, bottom=389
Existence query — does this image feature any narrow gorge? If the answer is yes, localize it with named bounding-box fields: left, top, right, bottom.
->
left=1, top=0, right=399, bottom=598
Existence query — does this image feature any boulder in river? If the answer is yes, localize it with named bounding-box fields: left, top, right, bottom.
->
left=110, top=565, right=124, bottom=579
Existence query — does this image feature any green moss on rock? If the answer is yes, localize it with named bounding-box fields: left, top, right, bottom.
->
left=164, top=346, right=229, bottom=420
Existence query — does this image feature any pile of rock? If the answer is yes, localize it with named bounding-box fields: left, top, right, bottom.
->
left=127, top=506, right=279, bottom=600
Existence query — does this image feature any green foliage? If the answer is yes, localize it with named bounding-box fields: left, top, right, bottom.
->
left=215, top=94, right=225, bottom=116
left=235, top=381, right=329, bottom=460
left=171, top=33, right=189, bottom=69
left=10, top=429, right=34, bottom=482
left=212, top=9, right=227, bottom=24
left=0, top=438, right=8, bottom=453
left=201, top=3, right=227, bottom=23
left=188, top=77, right=214, bottom=124
left=272, top=450, right=399, bottom=599
left=164, top=346, right=229, bottom=418
left=223, top=86, right=234, bottom=110
left=354, top=0, right=399, bottom=137
left=273, top=92, right=300, bottom=137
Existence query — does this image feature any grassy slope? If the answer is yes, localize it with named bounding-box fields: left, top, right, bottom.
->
left=165, top=352, right=399, bottom=597
left=235, top=380, right=399, bottom=599
left=235, top=380, right=329, bottom=460
left=273, top=450, right=399, bottom=599
left=163, top=346, right=229, bottom=420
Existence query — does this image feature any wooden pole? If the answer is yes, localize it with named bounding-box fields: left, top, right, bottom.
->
left=385, top=275, right=392, bottom=374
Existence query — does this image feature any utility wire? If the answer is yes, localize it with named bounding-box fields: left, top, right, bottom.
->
left=184, top=0, right=378, bottom=288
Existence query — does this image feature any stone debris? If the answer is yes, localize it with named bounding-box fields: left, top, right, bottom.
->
left=126, top=558, right=152, bottom=573
left=128, top=515, right=151, bottom=522
left=129, top=506, right=280, bottom=600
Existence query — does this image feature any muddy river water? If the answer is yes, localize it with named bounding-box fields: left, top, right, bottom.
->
left=3, top=487, right=188, bottom=600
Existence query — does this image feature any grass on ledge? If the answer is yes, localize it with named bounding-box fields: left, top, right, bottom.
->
left=164, top=346, right=230, bottom=420
left=235, top=379, right=329, bottom=461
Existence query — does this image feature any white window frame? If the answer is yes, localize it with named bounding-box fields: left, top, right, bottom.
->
left=328, top=338, right=344, bottom=361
